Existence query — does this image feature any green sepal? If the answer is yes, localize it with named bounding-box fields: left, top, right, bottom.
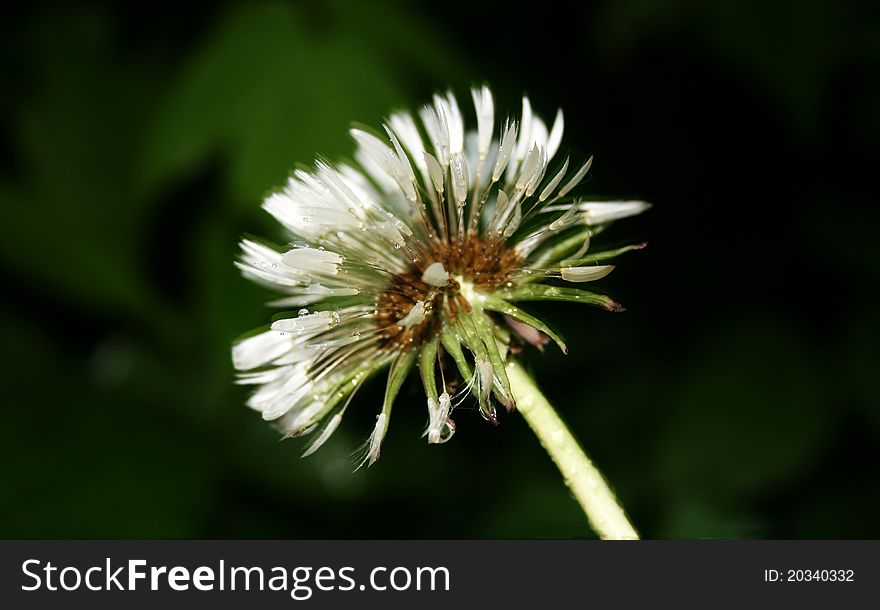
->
left=469, top=309, right=513, bottom=407
left=496, top=284, right=623, bottom=311
left=440, top=325, right=472, bottom=380
left=383, top=349, right=417, bottom=415
left=453, top=313, right=497, bottom=421
left=564, top=242, right=647, bottom=266
left=356, top=349, right=416, bottom=469
left=455, top=308, right=488, bottom=362
left=370, top=349, right=417, bottom=455
left=528, top=228, right=591, bottom=268
left=419, top=335, right=440, bottom=404
left=481, top=296, right=568, bottom=354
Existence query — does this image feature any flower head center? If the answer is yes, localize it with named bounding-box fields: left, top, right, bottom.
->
left=375, top=234, right=521, bottom=349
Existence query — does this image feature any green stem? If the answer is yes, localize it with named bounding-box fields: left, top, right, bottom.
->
left=507, top=359, right=639, bottom=540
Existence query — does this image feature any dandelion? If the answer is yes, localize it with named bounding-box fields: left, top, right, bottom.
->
left=233, top=86, right=648, bottom=539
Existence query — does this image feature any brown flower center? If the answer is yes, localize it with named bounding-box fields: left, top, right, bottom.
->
left=375, top=235, right=522, bottom=349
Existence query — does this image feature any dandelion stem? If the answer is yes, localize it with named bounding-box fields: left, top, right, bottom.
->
left=507, top=359, right=639, bottom=540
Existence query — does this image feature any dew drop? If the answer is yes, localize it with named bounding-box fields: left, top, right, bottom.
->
left=298, top=308, right=310, bottom=317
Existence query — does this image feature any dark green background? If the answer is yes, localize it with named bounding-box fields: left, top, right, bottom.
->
left=2, top=0, right=878, bottom=538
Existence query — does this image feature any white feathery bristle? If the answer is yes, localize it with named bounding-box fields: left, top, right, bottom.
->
left=350, top=128, right=394, bottom=172
left=425, top=393, right=454, bottom=444
left=264, top=191, right=351, bottom=239
left=301, top=412, right=344, bottom=457
left=383, top=126, right=418, bottom=203
left=364, top=412, right=387, bottom=466
left=269, top=286, right=359, bottom=307
left=388, top=112, right=426, bottom=170
left=546, top=109, right=564, bottom=161
left=276, top=398, right=325, bottom=432
left=549, top=202, right=581, bottom=231
left=560, top=265, right=615, bottom=282
left=493, top=189, right=510, bottom=226
left=516, top=144, right=544, bottom=192
left=237, top=239, right=301, bottom=288
left=241, top=238, right=282, bottom=265
left=352, top=128, right=416, bottom=202
left=271, top=310, right=339, bottom=335
left=471, top=85, right=494, bottom=158
left=425, top=397, right=440, bottom=443
left=398, top=300, right=426, bottom=329
left=539, top=157, right=569, bottom=202
left=449, top=151, right=469, bottom=206
left=557, top=155, right=593, bottom=198
left=530, top=118, right=549, bottom=154
left=492, top=120, right=518, bottom=182
left=420, top=105, right=450, bottom=165
left=476, top=359, right=494, bottom=404
left=338, top=163, right=380, bottom=201
left=421, top=262, right=449, bottom=287
left=513, top=96, right=534, bottom=166
left=525, top=146, right=548, bottom=197
left=373, top=220, right=407, bottom=249
left=282, top=247, right=343, bottom=275
left=232, top=330, right=292, bottom=371
left=353, top=148, right=398, bottom=193
left=503, top=200, right=522, bottom=238
left=439, top=92, right=464, bottom=154
left=580, top=200, right=652, bottom=225
left=315, top=160, right=366, bottom=212
left=439, top=392, right=452, bottom=415
left=424, top=152, right=445, bottom=194
left=244, top=364, right=300, bottom=410
left=260, top=376, right=314, bottom=422
left=235, top=366, right=291, bottom=386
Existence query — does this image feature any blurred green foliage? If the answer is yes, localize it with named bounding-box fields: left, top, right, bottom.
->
left=1, top=0, right=878, bottom=538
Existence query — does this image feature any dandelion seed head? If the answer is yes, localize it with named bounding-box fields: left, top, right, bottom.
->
left=232, top=86, right=649, bottom=464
